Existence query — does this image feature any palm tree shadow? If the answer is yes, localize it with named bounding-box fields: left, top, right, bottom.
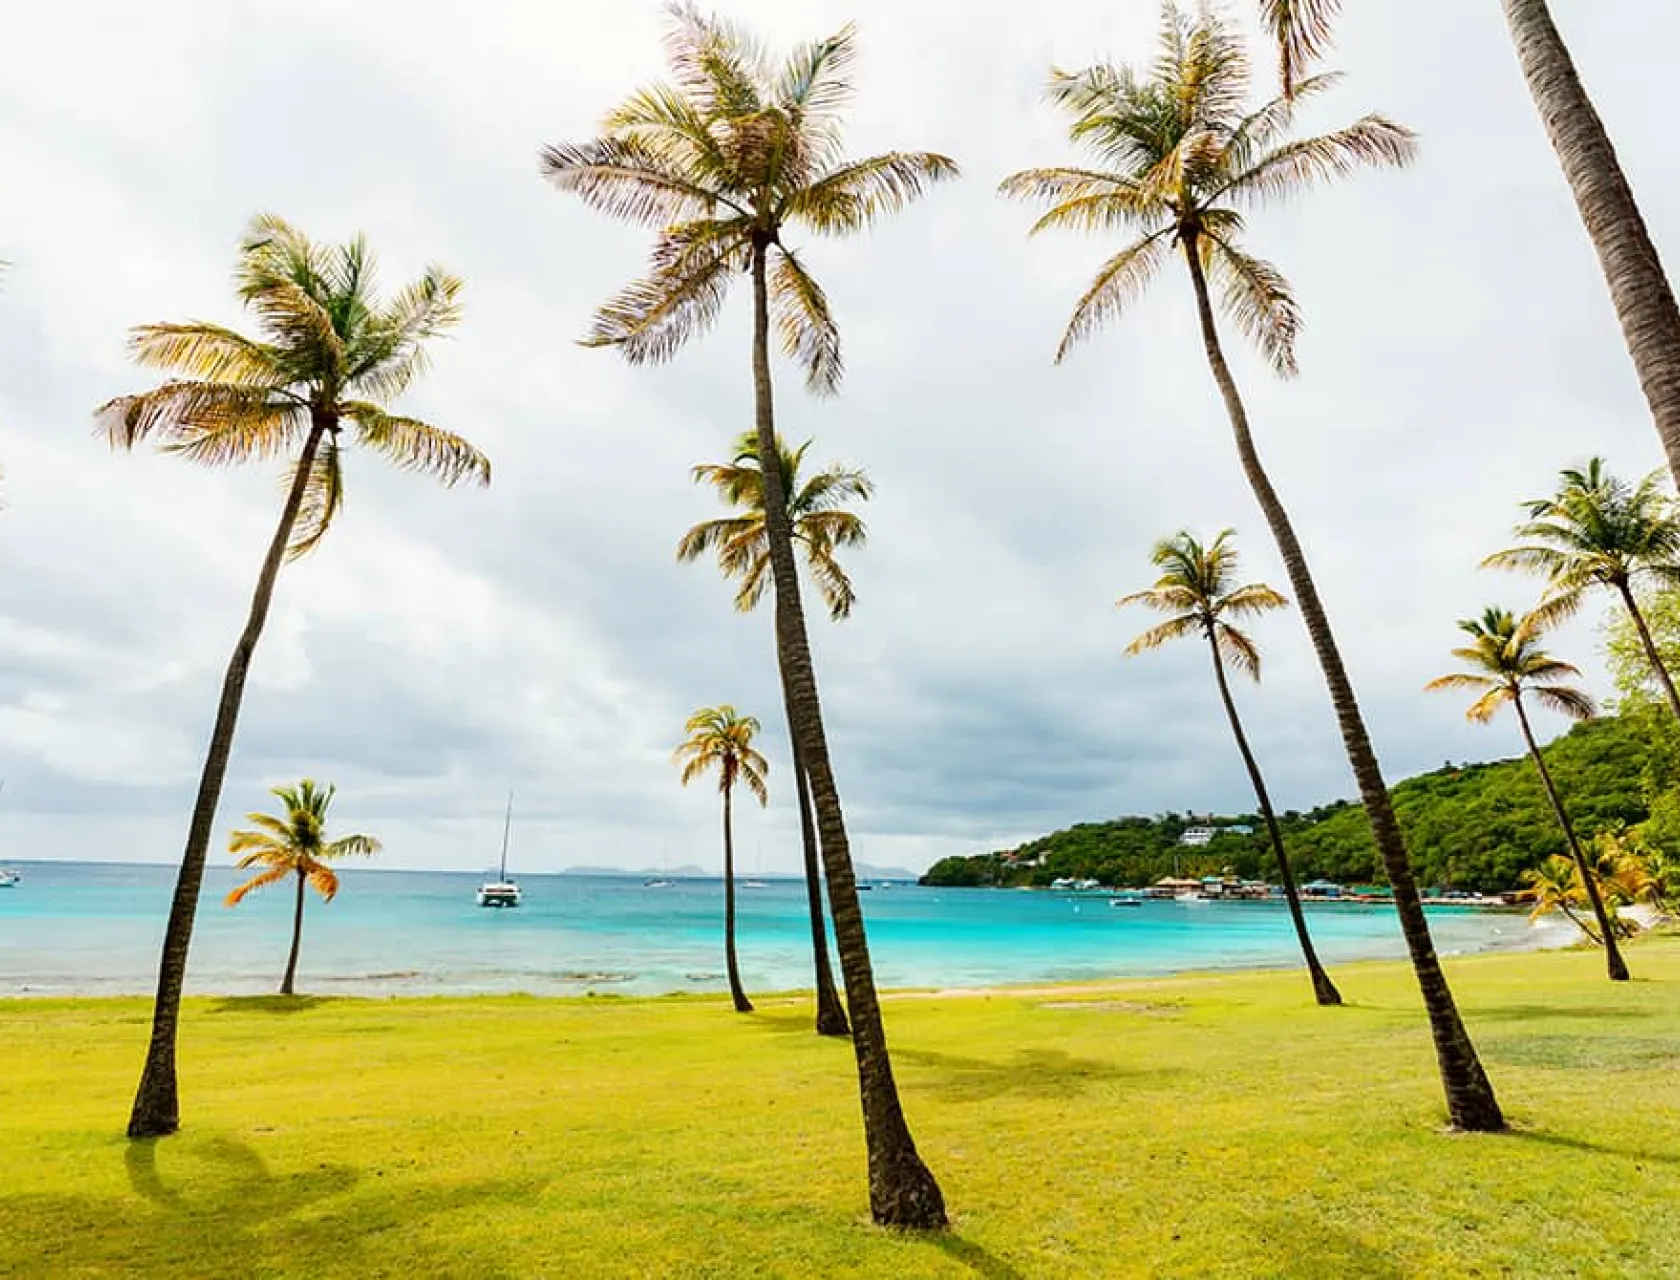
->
left=894, top=1047, right=1159, bottom=1103
left=125, top=1132, right=356, bottom=1213
left=1473, top=1003, right=1653, bottom=1022
left=923, top=1233, right=1029, bottom=1280
left=1502, top=1127, right=1680, bottom=1168
left=208, top=995, right=336, bottom=1015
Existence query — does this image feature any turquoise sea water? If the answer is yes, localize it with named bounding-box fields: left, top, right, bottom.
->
left=0, top=862, right=1566, bottom=998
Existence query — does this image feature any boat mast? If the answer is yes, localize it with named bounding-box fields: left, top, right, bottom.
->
left=499, top=791, right=513, bottom=880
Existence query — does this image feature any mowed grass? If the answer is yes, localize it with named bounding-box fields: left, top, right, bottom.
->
left=5, top=939, right=1680, bottom=1279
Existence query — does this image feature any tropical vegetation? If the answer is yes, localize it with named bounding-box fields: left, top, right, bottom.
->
left=1484, top=459, right=1680, bottom=722
left=679, top=428, right=873, bottom=1036
left=223, top=780, right=381, bottom=997
left=999, top=2, right=1502, bottom=1131
left=1119, top=529, right=1340, bottom=1005
left=97, top=215, right=490, bottom=1139
left=674, top=705, right=771, bottom=1013
left=1424, top=607, right=1628, bottom=980
left=544, top=3, right=956, bottom=1225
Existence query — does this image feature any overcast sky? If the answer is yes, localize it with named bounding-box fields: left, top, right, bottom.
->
left=1, top=1, right=1674, bottom=876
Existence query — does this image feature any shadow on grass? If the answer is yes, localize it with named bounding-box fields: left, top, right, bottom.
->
left=1243, top=1213, right=1406, bottom=1280
left=894, top=1047, right=1157, bottom=1102
left=920, top=1232, right=1029, bottom=1280
left=1471, top=1003, right=1654, bottom=1023
left=1502, top=1127, right=1680, bottom=1169
left=1481, top=1034, right=1680, bottom=1072
left=0, top=1131, right=551, bottom=1279
left=208, top=995, right=336, bottom=1016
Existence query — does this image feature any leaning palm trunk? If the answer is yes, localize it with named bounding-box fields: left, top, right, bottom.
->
left=1205, top=634, right=1341, bottom=1006
left=791, top=734, right=850, bottom=1036
left=1512, top=697, right=1629, bottom=980
left=1501, top=0, right=1680, bottom=489
left=749, top=241, right=945, bottom=1226
left=280, top=868, right=307, bottom=996
left=1182, top=242, right=1504, bottom=1131
left=128, top=420, right=327, bottom=1138
left=1614, top=583, right=1680, bottom=725
left=721, top=783, right=752, bottom=1013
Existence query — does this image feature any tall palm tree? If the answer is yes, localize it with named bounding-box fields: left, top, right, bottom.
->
left=679, top=428, right=871, bottom=1038
left=999, top=4, right=1505, bottom=1131
left=1119, top=529, right=1341, bottom=1006
left=543, top=4, right=956, bottom=1226
left=223, top=780, right=380, bottom=996
left=98, top=214, right=490, bottom=1139
left=675, top=705, right=770, bottom=1013
left=1483, top=459, right=1680, bottom=723
left=1425, top=607, right=1628, bottom=980
left=1498, top=1, right=1680, bottom=492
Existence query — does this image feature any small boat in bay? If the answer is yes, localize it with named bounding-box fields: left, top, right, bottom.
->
left=0, top=868, right=18, bottom=888
left=476, top=792, right=522, bottom=909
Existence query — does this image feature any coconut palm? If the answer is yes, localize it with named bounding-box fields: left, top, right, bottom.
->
left=1522, top=854, right=1598, bottom=939
left=1425, top=607, right=1627, bottom=980
left=98, top=214, right=490, bottom=1139
left=679, top=428, right=870, bottom=1037
left=543, top=4, right=955, bottom=1225
left=999, top=4, right=1503, bottom=1131
left=224, top=780, right=380, bottom=996
left=1498, top=1, right=1680, bottom=492
left=1483, top=459, right=1680, bottom=723
left=675, top=705, right=770, bottom=1013
left=1119, top=530, right=1341, bottom=1006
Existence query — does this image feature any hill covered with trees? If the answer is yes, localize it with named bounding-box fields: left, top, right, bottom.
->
left=921, top=711, right=1659, bottom=892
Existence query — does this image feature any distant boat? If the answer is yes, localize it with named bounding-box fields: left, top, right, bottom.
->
left=642, top=877, right=673, bottom=888
left=1109, top=891, right=1144, bottom=908
left=476, top=792, right=521, bottom=909
left=742, top=879, right=770, bottom=889
left=0, top=868, right=18, bottom=888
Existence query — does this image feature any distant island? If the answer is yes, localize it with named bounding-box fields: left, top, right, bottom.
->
left=922, top=713, right=1652, bottom=893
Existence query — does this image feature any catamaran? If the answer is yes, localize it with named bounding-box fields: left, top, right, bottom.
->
left=476, top=792, right=522, bottom=908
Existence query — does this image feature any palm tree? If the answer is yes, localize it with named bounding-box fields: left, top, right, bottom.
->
left=1425, top=607, right=1628, bottom=980
left=675, top=705, right=770, bottom=1013
left=1119, top=530, right=1341, bottom=1006
left=224, top=780, right=380, bottom=996
left=679, top=428, right=870, bottom=1037
left=1522, top=854, right=1599, bottom=940
left=999, top=4, right=1503, bottom=1131
left=1483, top=459, right=1680, bottom=723
left=543, top=5, right=955, bottom=1226
left=1497, top=1, right=1680, bottom=493
left=98, top=215, right=490, bottom=1139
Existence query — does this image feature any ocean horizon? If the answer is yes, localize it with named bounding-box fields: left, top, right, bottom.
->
left=0, top=860, right=1572, bottom=999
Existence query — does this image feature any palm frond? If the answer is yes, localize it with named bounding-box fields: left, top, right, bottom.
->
left=663, top=2, right=767, bottom=122
left=126, top=323, right=285, bottom=387
left=539, top=138, right=737, bottom=226
left=769, top=247, right=842, bottom=393
left=1258, top=0, right=1341, bottom=97
left=224, top=862, right=291, bottom=907
left=1533, top=685, right=1597, bottom=721
left=1218, top=115, right=1417, bottom=207
left=584, top=223, right=748, bottom=364
left=804, top=543, right=857, bottom=619
left=1202, top=233, right=1300, bottom=377
left=347, top=267, right=465, bottom=401
left=1216, top=622, right=1264, bottom=679
left=307, top=863, right=340, bottom=902
left=96, top=382, right=306, bottom=463
left=784, top=151, right=959, bottom=235
left=1124, top=613, right=1203, bottom=655
left=1055, top=230, right=1172, bottom=362
left=344, top=403, right=491, bottom=489
left=1219, top=582, right=1289, bottom=617
left=327, top=833, right=382, bottom=858
left=286, top=436, right=345, bottom=561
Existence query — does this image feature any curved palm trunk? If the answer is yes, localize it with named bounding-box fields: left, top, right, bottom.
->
left=127, top=420, right=328, bottom=1139
left=721, top=782, right=753, bottom=1013
left=749, top=240, right=945, bottom=1227
left=1500, top=0, right=1680, bottom=488
left=1181, top=241, right=1504, bottom=1131
left=791, top=736, right=850, bottom=1036
left=1205, top=634, right=1341, bottom=1006
left=280, top=867, right=306, bottom=996
left=1614, top=581, right=1680, bottom=724
left=1512, top=694, right=1629, bottom=980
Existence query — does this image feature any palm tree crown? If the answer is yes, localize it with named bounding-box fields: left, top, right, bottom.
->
left=541, top=3, right=957, bottom=390
left=1424, top=607, right=1597, bottom=725
left=225, top=779, right=380, bottom=907
left=678, top=430, right=872, bottom=619
left=1483, top=458, right=1680, bottom=624
left=997, top=2, right=1413, bottom=371
left=675, top=705, right=770, bottom=804
left=1118, top=529, right=1287, bottom=677
left=97, top=214, right=489, bottom=556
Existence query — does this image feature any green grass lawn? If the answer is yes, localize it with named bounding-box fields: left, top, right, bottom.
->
left=5, top=938, right=1680, bottom=1279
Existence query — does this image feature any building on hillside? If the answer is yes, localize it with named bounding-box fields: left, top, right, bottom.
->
left=1179, top=827, right=1216, bottom=846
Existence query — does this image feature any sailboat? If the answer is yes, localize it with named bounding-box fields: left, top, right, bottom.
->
left=476, top=792, right=522, bottom=908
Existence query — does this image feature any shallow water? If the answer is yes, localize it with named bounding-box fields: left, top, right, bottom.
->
left=0, top=862, right=1571, bottom=997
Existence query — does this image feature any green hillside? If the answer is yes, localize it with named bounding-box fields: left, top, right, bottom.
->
left=922, top=711, right=1660, bottom=892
